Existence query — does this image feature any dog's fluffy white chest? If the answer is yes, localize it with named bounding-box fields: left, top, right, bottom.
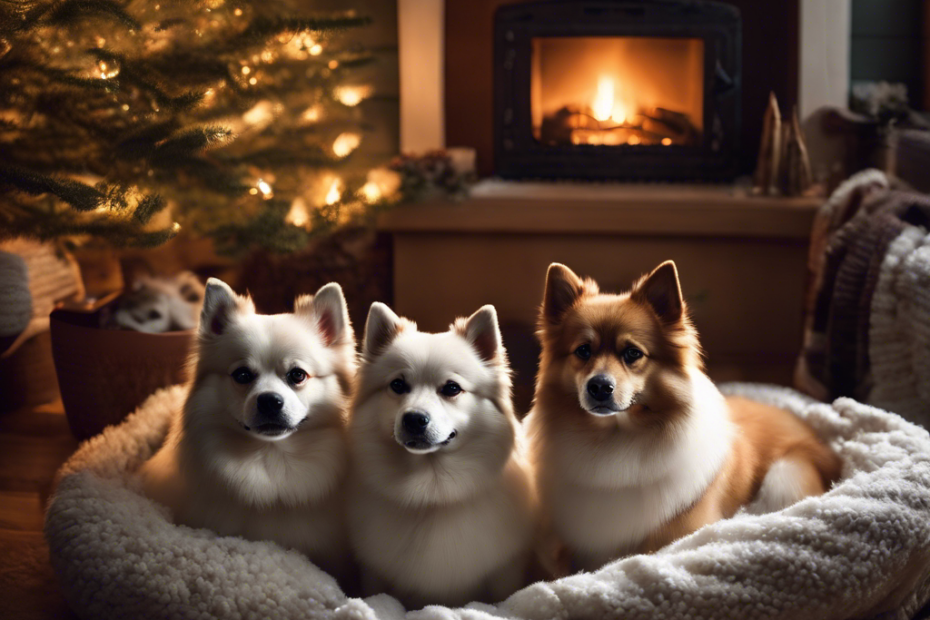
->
left=348, top=468, right=533, bottom=602
left=536, top=377, right=732, bottom=570
left=548, top=468, right=705, bottom=569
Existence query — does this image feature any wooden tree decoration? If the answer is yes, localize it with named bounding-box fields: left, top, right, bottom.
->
left=753, top=92, right=782, bottom=195
left=780, top=107, right=814, bottom=196
left=753, top=93, right=814, bottom=197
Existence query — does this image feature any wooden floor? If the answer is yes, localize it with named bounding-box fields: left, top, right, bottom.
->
left=0, top=398, right=80, bottom=620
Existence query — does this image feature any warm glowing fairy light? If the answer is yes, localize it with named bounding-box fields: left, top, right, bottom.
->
left=256, top=178, right=273, bottom=199
left=310, top=44, right=323, bottom=56
left=328, top=60, right=339, bottom=70
left=332, top=133, right=360, bottom=158
left=302, top=106, right=321, bottom=122
left=662, top=138, right=672, bottom=146
left=360, top=181, right=381, bottom=203
left=234, top=7, right=242, bottom=15
left=97, top=60, right=119, bottom=79
left=334, top=85, right=371, bottom=107
left=248, top=77, right=257, bottom=85
left=325, top=178, right=342, bottom=205
left=241, top=66, right=251, bottom=75
left=242, top=100, right=274, bottom=127
left=286, top=198, right=310, bottom=228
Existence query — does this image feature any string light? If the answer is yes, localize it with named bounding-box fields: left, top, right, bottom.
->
left=334, top=85, right=371, bottom=107
left=328, top=60, right=339, bottom=70
left=361, top=168, right=401, bottom=203
left=286, top=198, right=310, bottom=228
left=256, top=178, right=273, bottom=199
left=242, top=100, right=275, bottom=128
left=360, top=181, right=381, bottom=203
left=332, top=132, right=360, bottom=158
left=310, top=44, right=322, bottom=56
left=248, top=77, right=257, bottom=85
left=234, top=7, right=242, bottom=15
left=301, top=106, right=321, bottom=123
left=325, top=178, right=342, bottom=205
left=241, top=66, right=251, bottom=75
left=97, top=60, right=119, bottom=79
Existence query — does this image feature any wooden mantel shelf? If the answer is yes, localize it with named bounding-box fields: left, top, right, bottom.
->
left=378, top=180, right=821, bottom=239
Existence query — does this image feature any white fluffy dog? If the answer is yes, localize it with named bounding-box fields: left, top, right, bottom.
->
left=140, top=278, right=356, bottom=580
left=347, top=303, right=536, bottom=609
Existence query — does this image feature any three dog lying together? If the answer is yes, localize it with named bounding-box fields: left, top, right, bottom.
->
left=139, top=261, right=841, bottom=609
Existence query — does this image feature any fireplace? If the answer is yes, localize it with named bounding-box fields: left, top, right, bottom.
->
left=495, top=0, right=742, bottom=181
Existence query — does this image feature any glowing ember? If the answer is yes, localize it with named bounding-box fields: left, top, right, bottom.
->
left=591, top=76, right=614, bottom=122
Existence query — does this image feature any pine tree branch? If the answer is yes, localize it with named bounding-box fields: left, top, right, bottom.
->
left=44, top=0, right=140, bottom=30
left=152, top=126, right=232, bottom=159
left=0, top=167, right=104, bottom=211
left=224, top=14, right=372, bottom=52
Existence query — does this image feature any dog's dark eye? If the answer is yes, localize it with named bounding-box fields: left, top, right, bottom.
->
left=623, top=347, right=644, bottom=364
left=148, top=310, right=162, bottom=320
left=440, top=381, right=462, bottom=397
left=575, top=344, right=592, bottom=361
left=287, top=368, right=308, bottom=385
left=390, top=378, right=408, bottom=394
left=231, top=367, right=255, bottom=384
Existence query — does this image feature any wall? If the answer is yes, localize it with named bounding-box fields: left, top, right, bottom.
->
left=799, top=0, right=850, bottom=119
left=444, top=0, right=800, bottom=176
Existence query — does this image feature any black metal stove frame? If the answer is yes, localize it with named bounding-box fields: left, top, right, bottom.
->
left=494, top=0, right=741, bottom=181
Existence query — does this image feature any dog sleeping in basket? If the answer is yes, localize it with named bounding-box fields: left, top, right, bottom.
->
left=139, top=263, right=839, bottom=609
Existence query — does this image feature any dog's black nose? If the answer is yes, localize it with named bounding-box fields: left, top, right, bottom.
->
left=402, top=411, right=430, bottom=435
left=587, top=375, right=615, bottom=402
left=257, top=392, right=285, bottom=416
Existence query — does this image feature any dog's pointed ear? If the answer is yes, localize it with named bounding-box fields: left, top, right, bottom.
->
left=459, top=305, right=502, bottom=363
left=633, top=261, right=684, bottom=323
left=364, top=302, right=402, bottom=357
left=200, top=278, right=245, bottom=336
left=295, top=283, right=352, bottom=347
left=543, top=263, right=585, bottom=325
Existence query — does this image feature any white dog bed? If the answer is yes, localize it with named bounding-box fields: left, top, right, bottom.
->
left=46, top=384, right=930, bottom=620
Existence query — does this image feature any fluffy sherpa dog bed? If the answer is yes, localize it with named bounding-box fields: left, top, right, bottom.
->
left=45, top=383, right=930, bottom=620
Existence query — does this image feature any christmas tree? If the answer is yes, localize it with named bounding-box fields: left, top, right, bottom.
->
left=0, top=0, right=392, bottom=255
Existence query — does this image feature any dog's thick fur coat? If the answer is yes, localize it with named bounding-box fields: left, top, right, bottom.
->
left=139, top=279, right=356, bottom=579
left=347, top=303, right=536, bottom=608
left=527, top=262, right=841, bottom=571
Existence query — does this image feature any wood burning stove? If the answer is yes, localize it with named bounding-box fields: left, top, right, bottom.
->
left=494, top=0, right=741, bottom=181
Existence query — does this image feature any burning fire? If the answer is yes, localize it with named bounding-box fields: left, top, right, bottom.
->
left=591, top=76, right=629, bottom=125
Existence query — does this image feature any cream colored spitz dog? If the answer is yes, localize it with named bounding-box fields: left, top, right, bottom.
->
left=140, top=278, right=355, bottom=580
left=347, top=302, right=535, bottom=608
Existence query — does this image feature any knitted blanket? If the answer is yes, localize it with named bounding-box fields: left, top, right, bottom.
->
left=45, top=384, right=930, bottom=620
left=796, top=170, right=930, bottom=422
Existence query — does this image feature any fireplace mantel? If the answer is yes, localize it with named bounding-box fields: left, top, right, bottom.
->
left=379, top=180, right=819, bottom=238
